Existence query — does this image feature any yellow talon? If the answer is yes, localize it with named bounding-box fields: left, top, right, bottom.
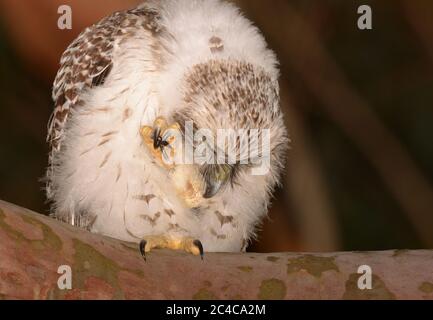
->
left=140, top=117, right=180, bottom=169
left=139, top=235, right=204, bottom=261
left=153, top=116, right=168, bottom=131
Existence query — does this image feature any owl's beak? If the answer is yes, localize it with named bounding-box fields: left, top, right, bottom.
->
left=203, top=178, right=224, bottom=198
left=202, top=164, right=233, bottom=198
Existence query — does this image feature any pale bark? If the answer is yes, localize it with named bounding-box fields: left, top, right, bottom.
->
left=0, top=200, right=432, bottom=300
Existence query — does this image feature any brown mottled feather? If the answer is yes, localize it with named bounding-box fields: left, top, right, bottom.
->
left=48, top=7, right=161, bottom=152
left=46, top=6, right=162, bottom=198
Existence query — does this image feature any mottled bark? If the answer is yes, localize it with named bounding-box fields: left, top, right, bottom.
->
left=0, top=200, right=432, bottom=300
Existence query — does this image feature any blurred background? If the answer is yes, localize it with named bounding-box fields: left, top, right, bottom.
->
left=0, top=0, right=432, bottom=253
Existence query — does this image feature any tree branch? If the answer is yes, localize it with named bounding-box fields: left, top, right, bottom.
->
left=0, top=200, right=432, bottom=299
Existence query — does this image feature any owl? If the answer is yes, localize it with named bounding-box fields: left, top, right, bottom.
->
left=46, top=0, right=288, bottom=259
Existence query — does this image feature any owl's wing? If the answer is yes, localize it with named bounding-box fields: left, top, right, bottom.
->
left=46, top=5, right=161, bottom=199
left=47, top=6, right=161, bottom=154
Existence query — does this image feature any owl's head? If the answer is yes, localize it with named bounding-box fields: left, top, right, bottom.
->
left=165, top=59, right=288, bottom=208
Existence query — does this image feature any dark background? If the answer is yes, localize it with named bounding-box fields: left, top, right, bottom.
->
left=0, top=0, right=432, bottom=252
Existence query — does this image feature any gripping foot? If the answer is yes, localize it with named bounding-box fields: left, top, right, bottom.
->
left=139, top=235, right=204, bottom=261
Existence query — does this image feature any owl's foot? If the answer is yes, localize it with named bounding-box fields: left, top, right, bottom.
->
left=139, top=235, right=204, bottom=261
left=140, top=117, right=181, bottom=169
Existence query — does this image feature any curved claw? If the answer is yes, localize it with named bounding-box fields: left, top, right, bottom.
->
left=139, top=237, right=203, bottom=262
left=139, top=239, right=147, bottom=261
left=193, top=239, right=204, bottom=260
left=153, top=128, right=162, bottom=149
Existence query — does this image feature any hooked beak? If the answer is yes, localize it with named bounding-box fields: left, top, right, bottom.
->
left=203, top=179, right=224, bottom=198
left=201, top=164, right=233, bottom=198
